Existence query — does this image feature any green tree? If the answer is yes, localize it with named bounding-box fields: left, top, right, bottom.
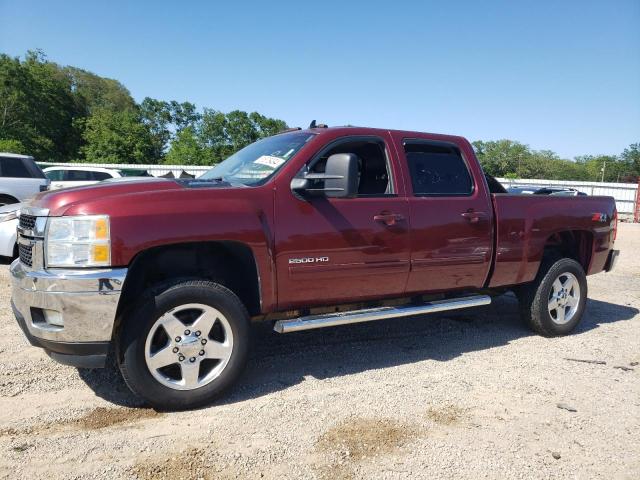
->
left=249, top=111, right=287, bottom=138
left=139, top=98, right=172, bottom=162
left=198, top=109, right=287, bottom=163
left=575, top=155, right=624, bottom=182
left=164, top=126, right=210, bottom=166
left=547, top=157, right=588, bottom=181
left=80, top=108, right=154, bottom=164
left=0, top=138, right=26, bottom=153
left=140, top=98, right=201, bottom=162
left=473, top=139, right=600, bottom=181
left=169, top=100, right=200, bottom=132
left=0, top=50, right=79, bottom=161
left=620, top=143, right=640, bottom=181
left=198, top=109, right=229, bottom=162
left=472, top=139, right=530, bottom=177
left=63, top=66, right=136, bottom=114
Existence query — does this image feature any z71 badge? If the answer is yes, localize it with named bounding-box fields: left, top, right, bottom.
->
left=288, top=257, right=330, bottom=264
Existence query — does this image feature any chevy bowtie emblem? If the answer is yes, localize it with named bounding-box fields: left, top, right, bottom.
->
left=591, top=213, right=609, bottom=222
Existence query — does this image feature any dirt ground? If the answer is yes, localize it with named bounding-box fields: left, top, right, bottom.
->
left=0, top=224, right=638, bottom=479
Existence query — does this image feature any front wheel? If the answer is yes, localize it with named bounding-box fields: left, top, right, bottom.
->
left=117, top=280, right=250, bottom=410
left=517, top=257, right=588, bottom=337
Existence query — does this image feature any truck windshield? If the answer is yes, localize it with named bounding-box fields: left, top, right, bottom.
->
left=199, top=132, right=315, bottom=186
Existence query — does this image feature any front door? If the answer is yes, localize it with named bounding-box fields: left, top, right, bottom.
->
left=274, top=134, right=411, bottom=310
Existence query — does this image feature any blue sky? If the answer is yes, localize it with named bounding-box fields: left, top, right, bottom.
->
left=1, top=0, right=639, bottom=158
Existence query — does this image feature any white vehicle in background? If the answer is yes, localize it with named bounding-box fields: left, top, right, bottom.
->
left=0, top=202, right=22, bottom=258
left=43, top=166, right=124, bottom=190
left=0, top=153, right=50, bottom=205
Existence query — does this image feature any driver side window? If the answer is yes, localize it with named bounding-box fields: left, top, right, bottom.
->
left=308, top=137, right=393, bottom=196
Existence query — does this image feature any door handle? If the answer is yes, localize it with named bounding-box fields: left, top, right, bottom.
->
left=374, top=212, right=404, bottom=226
left=461, top=211, right=487, bottom=224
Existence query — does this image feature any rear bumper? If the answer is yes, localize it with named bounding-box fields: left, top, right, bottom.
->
left=10, top=259, right=127, bottom=368
left=604, top=249, right=619, bottom=272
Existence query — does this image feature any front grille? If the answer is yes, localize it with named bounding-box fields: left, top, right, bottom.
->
left=18, top=243, right=33, bottom=267
left=19, top=214, right=37, bottom=231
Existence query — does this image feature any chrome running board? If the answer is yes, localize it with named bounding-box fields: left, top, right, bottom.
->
left=273, top=295, right=491, bottom=333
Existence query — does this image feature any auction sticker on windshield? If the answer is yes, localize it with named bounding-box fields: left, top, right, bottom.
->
left=254, top=155, right=286, bottom=169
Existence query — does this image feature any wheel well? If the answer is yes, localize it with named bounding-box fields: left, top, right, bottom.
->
left=0, top=194, right=19, bottom=205
left=542, top=230, right=593, bottom=271
left=115, top=241, right=261, bottom=321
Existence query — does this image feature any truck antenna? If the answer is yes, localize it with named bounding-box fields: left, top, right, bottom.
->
left=309, top=120, right=328, bottom=129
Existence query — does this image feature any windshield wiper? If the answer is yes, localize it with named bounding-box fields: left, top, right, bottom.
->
left=200, top=176, right=249, bottom=187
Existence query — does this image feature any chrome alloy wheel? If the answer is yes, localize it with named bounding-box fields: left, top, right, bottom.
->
left=547, top=272, right=581, bottom=325
left=144, top=303, right=234, bottom=390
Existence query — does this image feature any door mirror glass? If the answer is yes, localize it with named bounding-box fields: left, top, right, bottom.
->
left=323, top=153, right=359, bottom=198
left=291, top=153, right=359, bottom=198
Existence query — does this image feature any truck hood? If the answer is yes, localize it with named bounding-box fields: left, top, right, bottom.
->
left=29, top=177, right=235, bottom=216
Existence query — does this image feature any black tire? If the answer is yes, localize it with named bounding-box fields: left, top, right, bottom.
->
left=117, top=279, right=250, bottom=411
left=517, top=257, right=588, bottom=337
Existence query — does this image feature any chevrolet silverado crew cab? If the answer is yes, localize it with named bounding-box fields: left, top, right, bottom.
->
left=10, top=126, right=619, bottom=410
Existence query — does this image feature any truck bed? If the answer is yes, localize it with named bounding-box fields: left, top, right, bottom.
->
left=489, top=193, right=617, bottom=288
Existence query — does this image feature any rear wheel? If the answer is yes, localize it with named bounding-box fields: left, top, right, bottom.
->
left=517, top=257, right=587, bottom=337
left=118, top=280, right=250, bottom=410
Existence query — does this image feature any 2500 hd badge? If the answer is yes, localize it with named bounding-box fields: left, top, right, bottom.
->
left=288, top=256, right=330, bottom=264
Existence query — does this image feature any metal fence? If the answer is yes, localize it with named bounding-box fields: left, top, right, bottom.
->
left=497, top=178, right=639, bottom=215
left=37, top=162, right=640, bottom=218
left=38, top=161, right=211, bottom=178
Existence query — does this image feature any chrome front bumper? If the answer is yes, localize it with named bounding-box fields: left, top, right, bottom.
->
left=10, top=259, right=127, bottom=366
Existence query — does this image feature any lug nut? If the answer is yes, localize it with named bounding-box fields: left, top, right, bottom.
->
left=199, top=350, right=205, bottom=356
left=178, top=355, right=185, bottom=361
left=175, top=336, right=181, bottom=342
left=201, top=339, right=207, bottom=345
left=172, top=347, right=179, bottom=353
left=189, top=357, right=196, bottom=363
left=195, top=331, right=201, bottom=337
left=184, top=329, right=191, bottom=335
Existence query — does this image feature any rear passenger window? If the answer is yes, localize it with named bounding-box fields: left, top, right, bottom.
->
left=404, top=141, right=473, bottom=196
left=45, top=170, right=64, bottom=181
left=0, top=157, right=31, bottom=178
left=91, top=172, right=111, bottom=181
left=67, top=170, right=92, bottom=181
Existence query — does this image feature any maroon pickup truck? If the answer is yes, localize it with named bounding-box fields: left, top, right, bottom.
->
left=11, top=126, right=619, bottom=409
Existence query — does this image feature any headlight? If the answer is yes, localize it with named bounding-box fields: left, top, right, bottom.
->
left=46, top=215, right=111, bottom=267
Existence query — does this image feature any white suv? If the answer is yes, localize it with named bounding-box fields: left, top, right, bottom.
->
left=0, top=153, right=50, bottom=205
left=43, top=166, right=123, bottom=190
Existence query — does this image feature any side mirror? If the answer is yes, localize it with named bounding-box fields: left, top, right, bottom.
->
left=291, top=153, right=359, bottom=198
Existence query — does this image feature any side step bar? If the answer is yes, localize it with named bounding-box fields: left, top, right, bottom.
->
left=273, top=295, right=491, bottom=333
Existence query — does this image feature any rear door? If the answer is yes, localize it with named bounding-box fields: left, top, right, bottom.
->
left=274, top=134, right=411, bottom=309
left=390, top=134, right=493, bottom=293
left=0, top=157, right=45, bottom=201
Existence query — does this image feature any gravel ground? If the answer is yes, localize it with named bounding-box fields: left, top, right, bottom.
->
left=0, top=224, right=638, bottom=479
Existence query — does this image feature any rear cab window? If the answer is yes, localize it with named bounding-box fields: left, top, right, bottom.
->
left=403, top=140, right=473, bottom=196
